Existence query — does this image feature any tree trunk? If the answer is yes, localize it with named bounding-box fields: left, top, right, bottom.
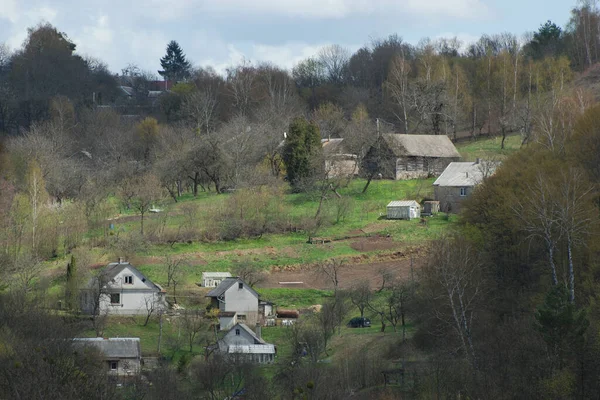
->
left=567, top=237, right=575, bottom=304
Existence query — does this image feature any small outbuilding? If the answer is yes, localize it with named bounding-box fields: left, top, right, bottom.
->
left=201, top=272, right=232, bottom=288
left=387, top=200, right=421, bottom=220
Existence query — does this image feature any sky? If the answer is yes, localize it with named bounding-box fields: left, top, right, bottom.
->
left=0, top=0, right=576, bottom=76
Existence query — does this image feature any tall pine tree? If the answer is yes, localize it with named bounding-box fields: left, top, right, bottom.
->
left=158, top=40, right=191, bottom=82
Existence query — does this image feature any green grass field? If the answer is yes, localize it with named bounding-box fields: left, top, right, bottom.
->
left=456, top=133, right=522, bottom=161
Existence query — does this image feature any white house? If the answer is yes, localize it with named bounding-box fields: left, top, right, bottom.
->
left=80, top=260, right=167, bottom=315
left=72, top=337, right=142, bottom=377
left=218, top=323, right=275, bottom=364
left=206, top=277, right=274, bottom=329
left=201, top=272, right=232, bottom=288
left=387, top=200, right=421, bottom=220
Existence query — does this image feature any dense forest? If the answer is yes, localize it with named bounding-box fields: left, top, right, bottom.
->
left=2, top=1, right=600, bottom=399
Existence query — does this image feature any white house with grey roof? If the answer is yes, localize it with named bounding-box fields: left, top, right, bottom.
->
left=218, top=323, right=275, bottom=364
left=80, top=260, right=166, bottom=315
left=206, top=277, right=270, bottom=329
left=433, top=159, right=500, bottom=213
left=387, top=200, right=421, bottom=220
left=72, top=337, right=142, bottom=376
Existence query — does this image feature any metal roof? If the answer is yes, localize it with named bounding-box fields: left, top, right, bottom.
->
left=387, top=200, right=420, bottom=208
left=202, top=272, right=232, bottom=278
left=227, top=344, right=276, bottom=354
left=205, top=277, right=259, bottom=299
left=433, top=161, right=500, bottom=187
left=72, top=338, right=141, bottom=359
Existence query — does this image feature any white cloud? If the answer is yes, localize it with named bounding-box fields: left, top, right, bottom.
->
left=132, top=0, right=488, bottom=20
left=0, top=0, right=19, bottom=23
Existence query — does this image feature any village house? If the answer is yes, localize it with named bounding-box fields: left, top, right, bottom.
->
left=433, top=159, right=500, bottom=213
left=201, top=272, right=232, bottom=288
left=218, top=323, right=275, bottom=364
left=80, top=260, right=167, bottom=316
left=72, top=337, right=142, bottom=377
left=206, top=277, right=274, bottom=329
left=322, top=138, right=359, bottom=178
left=362, top=134, right=461, bottom=180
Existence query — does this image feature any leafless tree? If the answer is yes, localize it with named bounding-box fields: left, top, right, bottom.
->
left=164, top=255, right=187, bottom=304
left=226, top=59, right=257, bottom=117
left=318, top=258, right=345, bottom=294
left=179, top=310, right=210, bottom=352
left=318, top=44, right=350, bottom=84
left=554, top=168, right=594, bottom=303
left=348, top=280, right=372, bottom=318
left=514, top=172, right=562, bottom=285
left=125, top=173, right=165, bottom=235
left=232, top=260, right=266, bottom=287
left=420, top=236, right=486, bottom=370
left=181, top=89, right=218, bottom=134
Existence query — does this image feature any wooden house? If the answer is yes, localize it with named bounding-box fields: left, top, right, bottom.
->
left=362, top=134, right=460, bottom=180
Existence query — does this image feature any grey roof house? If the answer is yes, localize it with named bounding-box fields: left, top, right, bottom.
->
left=433, top=159, right=500, bottom=213
left=206, top=277, right=273, bottom=330
left=80, top=260, right=166, bottom=316
left=72, top=337, right=142, bottom=377
left=362, top=134, right=461, bottom=180
left=218, top=323, right=275, bottom=363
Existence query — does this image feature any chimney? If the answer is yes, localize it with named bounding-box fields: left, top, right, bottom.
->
left=118, top=257, right=123, bottom=264
left=475, top=158, right=480, bottom=164
left=283, top=132, right=287, bottom=139
left=255, top=323, right=262, bottom=339
left=465, top=172, right=469, bottom=178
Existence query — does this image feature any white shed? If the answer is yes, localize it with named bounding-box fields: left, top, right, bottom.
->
left=387, top=200, right=421, bottom=220
left=202, top=272, right=232, bottom=288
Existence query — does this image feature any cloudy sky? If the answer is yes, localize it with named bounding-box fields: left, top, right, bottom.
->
left=0, top=0, right=575, bottom=76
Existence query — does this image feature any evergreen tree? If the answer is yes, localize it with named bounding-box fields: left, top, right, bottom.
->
left=282, top=117, right=322, bottom=189
left=158, top=40, right=192, bottom=82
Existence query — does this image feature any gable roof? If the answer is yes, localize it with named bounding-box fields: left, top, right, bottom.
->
left=387, top=200, right=420, bottom=208
left=205, top=277, right=259, bottom=299
left=381, top=134, right=460, bottom=158
left=322, top=138, right=355, bottom=157
left=227, top=323, right=266, bottom=344
left=202, top=272, right=232, bottom=279
left=85, top=261, right=164, bottom=292
left=72, top=337, right=141, bottom=358
left=433, top=161, right=501, bottom=187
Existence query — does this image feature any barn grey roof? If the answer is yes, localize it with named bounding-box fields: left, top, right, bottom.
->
left=381, top=134, right=460, bottom=158
left=433, top=161, right=501, bottom=187
left=72, top=337, right=141, bottom=359
left=205, top=277, right=259, bottom=299
left=387, top=200, right=420, bottom=208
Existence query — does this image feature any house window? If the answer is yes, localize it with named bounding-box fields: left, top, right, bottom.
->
left=110, top=361, right=118, bottom=371
left=110, top=293, right=120, bottom=304
left=238, top=282, right=243, bottom=289
left=235, top=329, right=240, bottom=336
left=460, top=187, right=467, bottom=197
left=237, top=314, right=246, bottom=322
left=124, top=275, right=133, bottom=284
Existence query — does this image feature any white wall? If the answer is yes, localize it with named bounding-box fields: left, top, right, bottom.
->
left=224, top=283, right=259, bottom=326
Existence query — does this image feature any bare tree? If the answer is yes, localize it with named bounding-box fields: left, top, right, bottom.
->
left=554, top=168, right=594, bottom=303
left=164, top=255, right=187, bottom=304
left=318, top=258, right=345, bottom=294
left=142, top=295, right=160, bottom=327
left=232, top=260, right=266, bottom=287
left=126, top=173, right=165, bottom=235
left=318, top=44, right=350, bottom=84
left=179, top=310, right=210, bottom=352
left=181, top=89, right=218, bottom=134
left=420, top=237, right=486, bottom=370
left=348, top=280, right=372, bottom=318
left=514, top=173, right=562, bottom=285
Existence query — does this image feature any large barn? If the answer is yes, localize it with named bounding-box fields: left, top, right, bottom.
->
left=362, top=134, right=461, bottom=180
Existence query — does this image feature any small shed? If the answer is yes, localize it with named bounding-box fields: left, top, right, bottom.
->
left=423, top=201, right=440, bottom=216
left=387, top=201, right=421, bottom=220
left=202, top=272, right=232, bottom=288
